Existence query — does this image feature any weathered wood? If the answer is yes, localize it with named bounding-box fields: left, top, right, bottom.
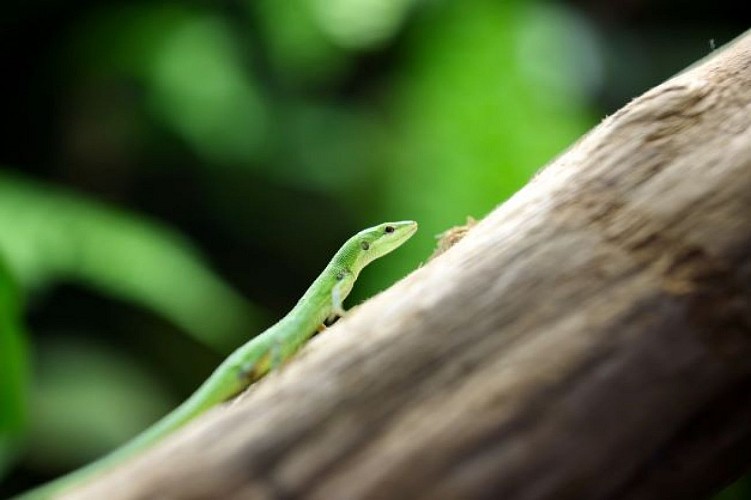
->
left=66, top=30, right=751, bottom=500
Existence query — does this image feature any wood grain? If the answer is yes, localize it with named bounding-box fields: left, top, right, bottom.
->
left=65, top=30, right=751, bottom=500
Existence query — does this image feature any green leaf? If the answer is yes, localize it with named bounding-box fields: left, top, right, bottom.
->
left=0, top=172, right=264, bottom=351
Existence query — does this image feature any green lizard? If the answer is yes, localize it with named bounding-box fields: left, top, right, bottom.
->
left=19, top=220, right=418, bottom=499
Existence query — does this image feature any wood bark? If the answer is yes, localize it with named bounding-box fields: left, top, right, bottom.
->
left=66, top=31, right=751, bottom=500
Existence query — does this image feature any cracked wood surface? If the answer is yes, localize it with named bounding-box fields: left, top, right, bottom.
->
left=65, top=31, right=751, bottom=500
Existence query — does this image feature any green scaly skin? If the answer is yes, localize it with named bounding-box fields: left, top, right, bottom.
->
left=18, top=221, right=418, bottom=499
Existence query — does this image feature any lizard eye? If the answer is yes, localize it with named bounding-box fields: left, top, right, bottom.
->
left=336, top=271, right=344, bottom=280
left=360, top=241, right=370, bottom=250
left=384, top=225, right=395, bottom=233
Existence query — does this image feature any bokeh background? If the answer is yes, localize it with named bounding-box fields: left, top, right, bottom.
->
left=0, top=0, right=747, bottom=497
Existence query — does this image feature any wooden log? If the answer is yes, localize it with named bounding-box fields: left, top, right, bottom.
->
left=66, top=30, right=751, bottom=500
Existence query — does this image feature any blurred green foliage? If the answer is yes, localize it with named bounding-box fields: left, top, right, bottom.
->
left=0, top=173, right=262, bottom=351
left=0, top=260, right=28, bottom=479
left=28, top=337, right=176, bottom=468
left=0, top=0, right=745, bottom=496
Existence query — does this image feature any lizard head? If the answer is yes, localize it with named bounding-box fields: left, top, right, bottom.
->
left=347, top=220, right=418, bottom=273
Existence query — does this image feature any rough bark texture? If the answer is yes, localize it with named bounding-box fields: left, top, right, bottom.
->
left=66, top=31, right=751, bottom=500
